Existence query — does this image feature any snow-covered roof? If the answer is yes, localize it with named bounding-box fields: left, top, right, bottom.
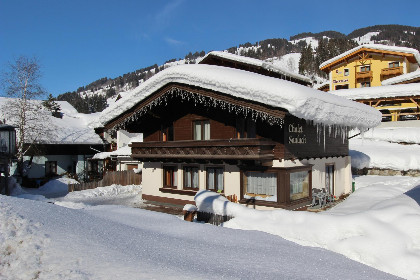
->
left=97, top=64, right=381, bottom=130
left=0, top=97, right=103, bottom=145
left=382, top=69, right=420, bottom=86
left=201, top=51, right=311, bottom=83
left=320, top=44, right=420, bottom=69
left=330, top=83, right=420, bottom=100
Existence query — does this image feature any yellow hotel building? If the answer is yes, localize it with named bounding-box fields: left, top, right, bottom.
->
left=320, top=44, right=420, bottom=121
left=320, top=44, right=420, bottom=91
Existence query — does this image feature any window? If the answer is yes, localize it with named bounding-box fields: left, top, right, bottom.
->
left=206, top=167, right=224, bottom=193
left=45, top=161, right=57, bottom=177
left=183, top=166, right=199, bottom=190
left=236, top=118, right=256, bottom=138
left=335, top=84, right=349, bottom=90
left=290, top=170, right=310, bottom=201
left=360, top=65, right=370, bottom=72
left=193, top=120, right=210, bottom=140
left=344, top=68, right=349, bottom=76
left=243, top=171, right=277, bottom=202
left=163, top=166, right=177, bottom=188
left=389, top=61, right=399, bottom=68
left=361, top=81, right=371, bottom=88
left=325, top=164, right=334, bottom=195
left=161, top=123, right=173, bottom=141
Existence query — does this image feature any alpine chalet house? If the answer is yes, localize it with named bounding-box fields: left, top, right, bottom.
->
left=96, top=53, right=380, bottom=209
left=320, top=44, right=420, bottom=91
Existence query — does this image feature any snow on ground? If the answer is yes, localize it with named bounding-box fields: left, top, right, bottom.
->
left=1, top=183, right=401, bottom=280
left=349, top=123, right=420, bottom=170
left=196, top=175, right=420, bottom=280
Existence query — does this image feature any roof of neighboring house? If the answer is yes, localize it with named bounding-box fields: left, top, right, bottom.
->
left=0, top=97, right=103, bottom=145
left=330, top=83, right=420, bottom=100
left=199, top=51, right=311, bottom=84
left=320, top=44, right=420, bottom=71
left=382, top=70, right=420, bottom=86
left=96, top=64, right=381, bottom=130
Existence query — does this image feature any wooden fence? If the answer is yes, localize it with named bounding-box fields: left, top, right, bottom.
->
left=68, top=170, right=142, bottom=192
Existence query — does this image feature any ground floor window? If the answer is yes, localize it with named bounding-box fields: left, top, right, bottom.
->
left=290, top=170, right=310, bottom=201
left=45, top=161, right=57, bottom=177
left=183, top=166, right=199, bottom=190
left=243, top=171, right=277, bottom=202
left=206, top=167, right=224, bottom=193
left=163, top=166, right=177, bottom=188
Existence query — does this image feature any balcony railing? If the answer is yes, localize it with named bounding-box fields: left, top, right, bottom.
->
left=381, top=66, right=403, bottom=77
left=130, top=138, right=276, bottom=162
left=355, top=71, right=372, bottom=80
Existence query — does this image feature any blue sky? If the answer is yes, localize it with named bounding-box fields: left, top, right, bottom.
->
left=1, top=0, right=419, bottom=97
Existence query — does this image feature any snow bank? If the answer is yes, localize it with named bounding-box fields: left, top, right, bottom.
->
left=98, top=64, right=381, bottom=130
left=195, top=177, right=420, bottom=280
left=350, top=138, right=420, bottom=170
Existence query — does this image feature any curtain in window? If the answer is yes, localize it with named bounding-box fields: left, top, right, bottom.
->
left=208, top=168, right=215, bottom=190
left=216, top=168, right=223, bottom=191
left=192, top=168, right=199, bottom=188
left=204, top=121, right=210, bottom=140
left=194, top=122, right=202, bottom=140
left=245, top=172, right=277, bottom=201
left=185, top=169, right=192, bottom=188
left=290, top=171, right=308, bottom=194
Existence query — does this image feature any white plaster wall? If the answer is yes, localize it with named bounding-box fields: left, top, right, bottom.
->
left=117, top=130, right=142, bottom=148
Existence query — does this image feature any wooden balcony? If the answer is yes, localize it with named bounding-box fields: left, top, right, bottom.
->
left=130, top=138, right=276, bottom=163
left=355, top=71, right=372, bottom=80
left=381, top=66, right=403, bottom=77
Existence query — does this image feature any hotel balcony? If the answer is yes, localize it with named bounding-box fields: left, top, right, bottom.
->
left=355, top=71, right=373, bottom=80
left=381, top=66, right=403, bottom=78
left=130, top=138, right=276, bottom=164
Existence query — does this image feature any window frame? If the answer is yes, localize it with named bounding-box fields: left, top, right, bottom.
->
left=183, top=165, right=200, bottom=190
left=240, top=165, right=313, bottom=207
left=193, top=120, right=210, bottom=140
left=344, top=68, right=349, bottom=76
left=389, top=61, right=399, bottom=68
left=45, top=161, right=58, bottom=177
left=360, top=81, right=371, bottom=88
left=360, top=65, right=371, bottom=72
left=206, top=166, right=224, bottom=193
left=160, top=122, right=174, bottom=142
left=163, top=165, right=177, bottom=188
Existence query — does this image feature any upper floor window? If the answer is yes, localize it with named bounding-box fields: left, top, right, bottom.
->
left=389, top=61, right=399, bottom=68
left=161, top=123, right=173, bottom=141
left=193, top=120, right=210, bottom=140
left=344, top=68, right=349, bottom=76
left=236, top=118, right=256, bottom=139
left=360, top=65, right=370, bottom=72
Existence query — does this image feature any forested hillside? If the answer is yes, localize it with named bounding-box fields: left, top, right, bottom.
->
left=56, top=24, right=420, bottom=113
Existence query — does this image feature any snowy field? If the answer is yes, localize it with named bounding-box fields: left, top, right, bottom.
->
left=1, top=175, right=420, bottom=279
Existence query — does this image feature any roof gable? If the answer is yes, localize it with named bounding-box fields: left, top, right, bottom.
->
left=320, top=44, right=420, bottom=71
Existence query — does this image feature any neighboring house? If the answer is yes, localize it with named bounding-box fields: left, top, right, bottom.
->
left=331, top=83, right=420, bottom=122
left=0, top=98, right=104, bottom=185
left=95, top=57, right=380, bottom=209
left=199, top=51, right=312, bottom=86
left=320, top=44, right=420, bottom=91
left=91, top=131, right=142, bottom=177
